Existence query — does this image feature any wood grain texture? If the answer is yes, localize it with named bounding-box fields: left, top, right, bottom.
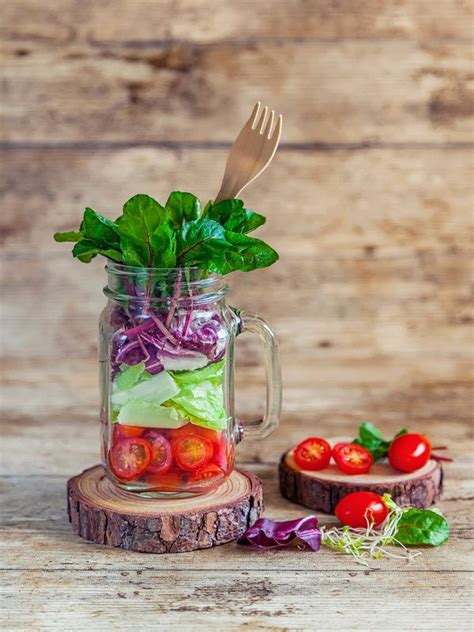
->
left=67, top=466, right=264, bottom=553
left=2, top=0, right=473, bottom=44
left=2, top=39, right=473, bottom=143
left=280, top=451, right=443, bottom=512
left=1, top=0, right=473, bottom=629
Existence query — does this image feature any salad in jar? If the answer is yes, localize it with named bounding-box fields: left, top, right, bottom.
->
left=55, top=191, right=280, bottom=495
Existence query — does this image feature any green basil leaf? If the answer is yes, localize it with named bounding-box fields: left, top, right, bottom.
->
left=395, top=508, right=449, bottom=547
left=118, top=194, right=176, bottom=267
left=359, top=422, right=386, bottom=442
left=205, top=199, right=266, bottom=234
left=53, top=231, right=83, bottom=243
left=166, top=191, right=201, bottom=228
left=353, top=422, right=404, bottom=462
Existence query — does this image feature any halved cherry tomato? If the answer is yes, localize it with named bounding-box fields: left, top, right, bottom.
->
left=335, top=492, right=388, bottom=528
left=388, top=433, right=431, bottom=473
left=194, top=428, right=229, bottom=470
left=143, top=430, right=172, bottom=474
left=333, top=442, right=373, bottom=475
left=173, top=433, right=213, bottom=472
left=189, top=464, right=225, bottom=483
left=113, top=424, right=144, bottom=441
left=110, top=437, right=152, bottom=481
left=331, top=442, right=347, bottom=458
left=294, top=437, right=331, bottom=471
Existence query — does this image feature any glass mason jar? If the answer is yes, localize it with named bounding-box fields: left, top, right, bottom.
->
left=99, top=263, right=282, bottom=497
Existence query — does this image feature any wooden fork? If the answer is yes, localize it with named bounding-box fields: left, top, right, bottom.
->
left=214, top=102, right=283, bottom=203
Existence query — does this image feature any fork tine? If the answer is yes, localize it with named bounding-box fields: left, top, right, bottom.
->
left=263, top=110, right=275, bottom=139
left=259, top=106, right=269, bottom=134
left=271, top=113, right=283, bottom=140
left=253, top=105, right=268, bottom=131
left=248, top=102, right=261, bottom=128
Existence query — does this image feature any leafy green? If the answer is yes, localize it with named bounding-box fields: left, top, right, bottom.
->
left=53, top=231, right=82, bottom=243
left=53, top=191, right=279, bottom=276
left=394, top=508, right=449, bottom=547
left=118, top=194, right=176, bottom=267
left=170, top=359, right=224, bottom=383
left=204, top=199, right=266, bottom=234
left=111, top=369, right=179, bottom=406
left=167, top=359, right=228, bottom=430
left=82, top=208, right=120, bottom=249
left=117, top=399, right=186, bottom=428
left=166, top=191, right=201, bottom=228
left=175, top=219, right=278, bottom=273
left=113, top=362, right=148, bottom=392
left=353, top=422, right=408, bottom=461
left=72, top=239, right=122, bottom=263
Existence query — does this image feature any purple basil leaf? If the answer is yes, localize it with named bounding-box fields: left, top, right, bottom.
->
left=238, top=516, right=321, bottom=551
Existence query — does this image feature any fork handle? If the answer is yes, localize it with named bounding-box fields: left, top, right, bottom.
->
left=214, top=180, right=238, bottom=204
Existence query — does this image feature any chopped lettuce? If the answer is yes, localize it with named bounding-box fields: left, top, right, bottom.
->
left=170, top=359, right=225, bottom=385
left=117, top=399, right=186, bottom=428
left=111, top=370, right=179, bottom=406
left=167, top=359, right=228, bottom=430
left=113, top=362, right=149, bottom=392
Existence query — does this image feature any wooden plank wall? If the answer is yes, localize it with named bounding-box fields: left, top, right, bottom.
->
left=1, top=0, right=473, bottom=438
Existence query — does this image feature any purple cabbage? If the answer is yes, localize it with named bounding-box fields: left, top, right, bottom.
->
left=238, top=516, right=322, bottom=551
left=110, top=305, right=227, bottom=377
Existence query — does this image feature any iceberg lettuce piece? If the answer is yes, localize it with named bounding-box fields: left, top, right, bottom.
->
left=117, top=399, right=187, bottom=428
left=113, top=362, right=148, bottom=392
left=111, top=370, right=179, bottom=406
left=167, top=359, right=228, bottom=430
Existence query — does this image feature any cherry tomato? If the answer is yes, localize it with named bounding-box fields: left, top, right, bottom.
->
left=110, top=437, right=152, bottom=481
left=331, top=442, right=347, bottom=458
left=294, top=437, right=332, bottom=471
left=189, top=464, right=225, bottom=483
left=173, top=433, right=213, bottom=472
left=196, top=428, right=229, bottom=469
left=169, top=423, right=195, bottom=443
left=142, top=430, right=172, bottom=474
left=333, top=443, right=373, bottom=475
left=113, top=424, right=144, bottom=441
left=388, top=433, right=431, bottom=473
left=335, top=492, right=389, bottom=528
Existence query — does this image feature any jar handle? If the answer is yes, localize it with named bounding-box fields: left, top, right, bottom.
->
left=234, top=309, right=282, bottom=441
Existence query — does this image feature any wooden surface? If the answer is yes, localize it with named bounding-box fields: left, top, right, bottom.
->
left=1, top=0, right=473, bottom=630
left=280, top=450, right=443, bottom=512
left=67, top=466, right=264, bottom=553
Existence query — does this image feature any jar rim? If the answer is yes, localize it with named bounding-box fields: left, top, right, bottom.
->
left=104, top=262, right=229, bottom=304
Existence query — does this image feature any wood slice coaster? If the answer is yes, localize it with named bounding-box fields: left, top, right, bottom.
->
left=280, top=449, right=443, bottom=514
left=68, top=465, right=263, bottom=554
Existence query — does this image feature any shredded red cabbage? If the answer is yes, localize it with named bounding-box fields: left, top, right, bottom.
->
left=110, top=304, right=226, bottom=377
left=238, top=516, right=321, bottom=551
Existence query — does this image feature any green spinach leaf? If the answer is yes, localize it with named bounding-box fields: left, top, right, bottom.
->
left=118, top=194, right=176, bottom=267
left=395, top=508, right=449, bottom=547
left=53, top=231, right=83, bottom=243
left=205, top=199, right=266, bottom=234
left=165, top=191, right=201, bottom=228
left=353, top=422, right=408, bottom=461
left=72, top=239, right=123, bottom=263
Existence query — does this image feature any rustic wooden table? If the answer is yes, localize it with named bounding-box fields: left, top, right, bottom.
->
left=1, top=1, right=473, bottom=629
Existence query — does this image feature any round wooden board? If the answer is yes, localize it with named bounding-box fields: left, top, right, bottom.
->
left=279, top=448, right=443, bottom=514
left=67, top=465, right=263, bottom=554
